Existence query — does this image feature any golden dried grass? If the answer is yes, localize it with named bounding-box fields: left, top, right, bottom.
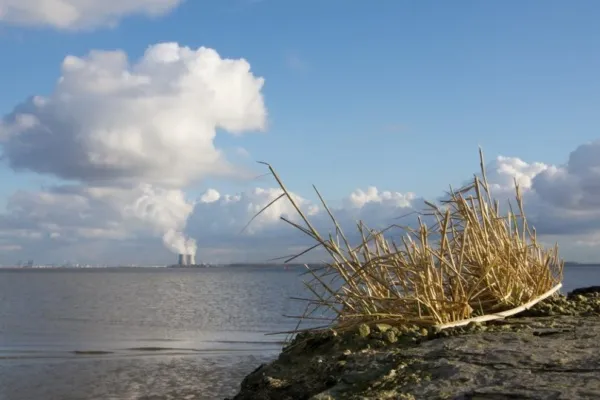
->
left=252, top=149, right=563, bottom=334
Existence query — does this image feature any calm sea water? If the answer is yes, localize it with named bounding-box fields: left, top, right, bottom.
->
left=0, top=265, right=598, bottom=400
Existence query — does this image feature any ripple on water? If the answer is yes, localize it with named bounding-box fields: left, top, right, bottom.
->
left=0, top=353, right=276, bottom=400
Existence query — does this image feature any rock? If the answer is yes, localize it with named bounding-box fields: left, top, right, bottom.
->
left=369, top=331, right=383, bottom=340
left=568, top=286, right=600, bottom=298
left=262, top=376, right=287, bottom=389
left=373, top=323, right=392, bottom=333
left=230, top=289, right=600, bottom=400
left=309, top=393, right=335, bottom=400
left=384, top=330, right=397, bottom=344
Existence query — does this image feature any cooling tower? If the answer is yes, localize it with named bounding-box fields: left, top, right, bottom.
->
left=176, top=253, right=196, bottom=266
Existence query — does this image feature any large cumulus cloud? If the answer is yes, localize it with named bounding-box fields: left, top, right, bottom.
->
left=0, top=42, right=267, bottom=261
left=0, top=0, right=183, bottom=30
left=527, top=141, right=600, bottom=238
left=0, top=43, right=266, bottom=187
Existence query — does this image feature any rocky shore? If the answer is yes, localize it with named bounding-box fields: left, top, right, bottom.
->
left=228, top=287, right=600, bottom=400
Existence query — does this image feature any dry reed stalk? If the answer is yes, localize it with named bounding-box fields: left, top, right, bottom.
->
left=250, top=149, right=564, bottom=334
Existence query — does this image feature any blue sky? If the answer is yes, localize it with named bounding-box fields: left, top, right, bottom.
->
left=2, top=0, right=599, bottom=199
left=1, top=0, right=600, bottom=264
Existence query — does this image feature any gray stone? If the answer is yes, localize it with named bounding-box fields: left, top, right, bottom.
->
left=230, top=290, right=600, bottom=400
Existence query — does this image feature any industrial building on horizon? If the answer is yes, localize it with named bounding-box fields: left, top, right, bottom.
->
left=177, top=253, right=196, bottom=266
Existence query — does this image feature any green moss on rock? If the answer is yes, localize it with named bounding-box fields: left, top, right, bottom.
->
left=357, top=324, right=371, bottom=338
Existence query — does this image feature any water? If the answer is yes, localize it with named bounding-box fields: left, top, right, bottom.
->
left=0, top=266, right=313, bottom=400
left=0, top=265, right=598, bottom=400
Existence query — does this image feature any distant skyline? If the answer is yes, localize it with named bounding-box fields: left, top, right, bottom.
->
left=1, top=0, right=600, bottom=264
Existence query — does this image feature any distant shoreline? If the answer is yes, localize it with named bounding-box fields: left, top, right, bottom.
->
left=564, top=262, right=600, bottom=267
left=0, top=263, right=325, bottom=270
left=0, top=262, right=595, bottom=270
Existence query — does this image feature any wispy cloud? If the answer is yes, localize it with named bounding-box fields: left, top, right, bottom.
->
left=285, top=51, right=309, bottom=73
left=235, top=147, right=251, bottom=158
left=0, top=0, right=184, bottom=30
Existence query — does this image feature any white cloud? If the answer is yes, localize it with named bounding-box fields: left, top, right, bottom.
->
left=189, top=187, right=319, bottom=238
left=234, top=146, right=251, bottom=158
left=1, top=43, right=266, bottom=187
left=525, top=141, right=600, bottom=238
left=124, top=184, right=196, bottom=255
left=199, top=188, right=221, bottom=203
left=4, top=137, right=600, bottom=264
left=0, top=183, right=197, bottom=263
left=0, top=42, right=267, bottom=261
left=532, top=141, right=600, bottom=211
left=2, top=44, right=600, bottom=264
left=346, top=187, right=416, bottom=208
left=4, top=143, right=600, bottom=264
left=452, top=142, right=600, bottom=252
left=0, top=0, right=183, bottom=30
left=0, top=179, right=422, bottom=264
left=484, top=155, right=550, bottom=193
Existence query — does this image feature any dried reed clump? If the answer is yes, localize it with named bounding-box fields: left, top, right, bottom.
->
left=252, top=149, right=563, bottom=334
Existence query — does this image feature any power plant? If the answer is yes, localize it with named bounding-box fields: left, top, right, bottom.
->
left=177, top=253, right=196, bottom=266
left=167, top=252, right=213, bottom=268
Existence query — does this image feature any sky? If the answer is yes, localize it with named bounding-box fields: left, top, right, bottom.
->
left=0, top=0, right=600, bottom=265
